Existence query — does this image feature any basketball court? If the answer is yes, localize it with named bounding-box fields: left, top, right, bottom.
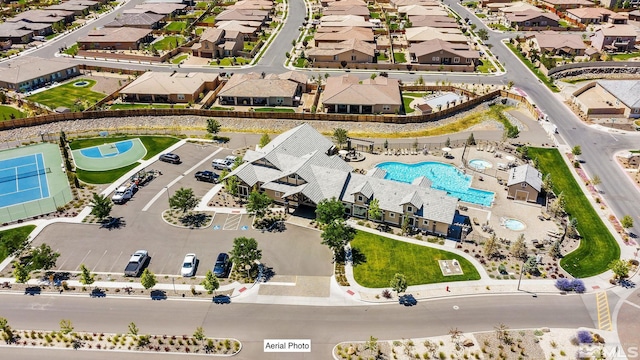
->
left=71, top=138, right=147, bottom=171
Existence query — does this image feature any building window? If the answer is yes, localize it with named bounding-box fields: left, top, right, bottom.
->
left=521, top=183, right=527, bottom=188
left=274, top=191, right=281, bottom=197
left=351, top=55, right=356, bottom=61
left=407, top=206, right=413, bottom=212
left=177, top=94, right=185, bottom=100
left=454, top=57, right=460, bottom=63
left=432, top=56, right=439, bottom=61
left=333, top=55, right=338, bottom=60
left=389, top=213, right=395, bottom=218
left=423, top=219, right=429, bottom=226
left=383, top=105, right=390, bottom=111
left=357, top=195, right=363, bottom=202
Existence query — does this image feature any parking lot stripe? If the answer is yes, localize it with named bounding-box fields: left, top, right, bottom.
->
left=183, top=148, right=224, bottom=177
left=142, top=188, right=171, bottom=212
left=223, top=214, right=242, bottom=230
left=108, top=251, right=123, bottom=273
left=75, top=250, right=92, bottom=271
left=55, top=249, right=74, bottom=271
left=92, top=250, right=108, bottom=271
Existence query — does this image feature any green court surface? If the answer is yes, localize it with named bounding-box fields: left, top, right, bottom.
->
left=71, top=138, right=147, bottom=171
left=0, top=143, right=72, bottom=224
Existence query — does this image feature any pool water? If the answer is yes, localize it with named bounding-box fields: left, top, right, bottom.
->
left=376, top=161, right=495, bottom=207
left=80, top=140, right=134, bottom=158
left=504, top=218, right=525, bottom=231
left=469, top=159, right=493, bottom=170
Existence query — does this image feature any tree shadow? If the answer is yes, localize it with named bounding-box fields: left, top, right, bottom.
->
left=100, top=217, right=126, bottom=230
left=180, top=213, right=209, bottom=228
left=350, top=247, right=367, bottom=266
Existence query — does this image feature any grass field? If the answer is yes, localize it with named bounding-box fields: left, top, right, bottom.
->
left=109, top=103, right=186, bottom=110
left=202, top=15, right=215, bottom=23
left=152, top=36, right=183, bottom=51
left=393, top=52, right=406, bottom=63
left=351, top=231, right=480, bottom=287
left=477, top=59, right=496, bottom=73
left=402, top=96, right=415, bottom=114
left=612, top=52, right=640, bottom=61
left=27, top=79, right=105, bottom=109
left=164, top=21, right=187, bottom=31
left=0, top=105, right=24, bottom=120
left=69, top=135, right=180, bottom=161
left=528, top=148, right=619, bottom=278
left=171, top=54, right=188, bottom=64
left=253, top=108, right=295, bottom=113
left=77, top=162, right=140, bottom=184
left=0, top=225, right=36, bottom=262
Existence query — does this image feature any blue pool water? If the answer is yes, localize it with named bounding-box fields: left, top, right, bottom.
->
left=504, top=218, right=525, bottom=231
left=469, top=159, right=493, bottom=170
left=80, top=140, right=133, bottom=158
left=376, top=161, right=495, bottom=207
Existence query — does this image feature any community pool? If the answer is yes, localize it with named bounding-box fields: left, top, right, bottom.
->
left=469, top=159, right=493, bottom=170
left=79, top=140, right=134, bottom=158
left=504, top=218, right=525, bottom=231
left=376, top=161, right=495, bottom=207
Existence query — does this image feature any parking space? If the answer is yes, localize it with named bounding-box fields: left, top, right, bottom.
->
left=211, top=213, right=253, bottom=231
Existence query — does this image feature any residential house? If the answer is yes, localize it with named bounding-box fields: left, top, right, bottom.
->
left=409, top=15, right=459, bottom=28
left=507, top=164, right=542, bottom=203
left=322, top=74, right=402, bottom=114
left=391, top=0, right=441, bottom=8
left=104, top=13, right=165, bottom=29
left=228, top=0, right=274, bottom=11
left=215, top=9, right=270, bottom=24
left=47, top=0, right=99, bottom=16
left=566, top=7, right=616, bottom=25
left=218, top=72, right=307, bottom=106
left=119, top=71, right=219, bottom=103
left=405, top=26, right=468, bottom=44
left=629, top=10, right=640, bottom=21
left=539, top=0, right=594, bottom=11
left=504, top=10, right=560, bottom=30
left=398, top=5, right=449, bottom=17
left=479, top=0, right=512, bottom=8
left=7, top=9, right=74, bottom=25
left=600, top=0, right=640, bottom=8
left=320, top=15, right=373, bottom=28
left=192, top=28, right=244, bottom=58
left=321, top=0, right=366, bottom=8
left=226, top=123, right=460, bottom=237
left=123, top=3, right=187, bottom=17
left=307, top=39, right=375, bottom=64
left=408, top=38, right=479, bottom=66
left=215, top=21, right=261, bottom=39
left=0, top=21, right=52, bottom=43
left=323, top=4, right=371, bottom=19
left=0, top=56, right=80, bottom=91
left=495, top=2, right=542, bottom=16
left=590, top=24, right=637, bottom=52
left=77, top=27, right=153, bottom=50
left=573, top=80, right=640, bottom=119
left=527, top=31, right=586, bottom=56
left=313, top=27, right=374, bottom=46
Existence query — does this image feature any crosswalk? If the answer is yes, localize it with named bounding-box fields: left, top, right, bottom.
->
left=595, top=291, right=612, bottom=331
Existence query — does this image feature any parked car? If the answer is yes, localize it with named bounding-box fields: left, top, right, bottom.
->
left=212, top=158, right=229, bottom=170
left=124, top=250, right=148, bottom=277
left=213, top=294, right=231, bottom=304
left=159, top=153, right=181, bottom=164
left=213, top=253, right=230, bottom=277
left=195, top=170, right=218, bottom=183
left=181, top=253, right=197, bottom=277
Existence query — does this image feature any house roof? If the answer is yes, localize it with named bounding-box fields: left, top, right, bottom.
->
left=78, top=27, right=152, bottom=43
left=119, top=71, right=218, bottom=96
left=597, top=80, right=640, bottom=109
left=216, top=9, right=268, bottom=22
left=200, top=27, right=224, bottom=42
left=0, top=24, right=32, bottom=38
left=314, top=26, right=374, bottom=42
left=228, top=0, right=273, bottom=10
left=104, top=12, right=164, bottom=27
left=8, top=9, right=73, bottom=23
left=324, top=5, right=370, bottom=17
left=405, top=26, right=467, bottom=43
left=507, top=164, right=542, bottom=192
left=409, top=38, right=479, bottom=59
left=540, top=0, right=594, bottom=6
left=320, top=15, right=373, bottom=27
left=408, top=15, right=459, bottom=28
left=595, top=24, right=637, bottom=37
left=322, top=74, right=402, bottom=106
left=218, top=72, right=301, bottom=100
left=308, top=38, right=375, bottom=57
left=532, top=32, right=586, bottom=51
left=398, top=4, right=448, bottom=16
left=566, top=7, right=615, bottom=19
left=391, top=0, right=441, bottom=7
left=215, top=21, right=260, bottom=34
left=498, top=2, right=541, bottom=13
left=505, top=10, right=559, bottom=22
left=0, top=57, right=76, bottom=84
left=126, top=3, right=186, bottom=15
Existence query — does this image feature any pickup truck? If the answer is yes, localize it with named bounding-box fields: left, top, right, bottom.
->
left=124, top=250, right=148, bottom=277
left=195, top=170, right=218, bottom=183
left=112, top=183, right=138, bottom=204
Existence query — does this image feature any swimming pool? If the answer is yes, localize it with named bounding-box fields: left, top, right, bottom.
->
left=80, top=140, right=134, bottom=158
left=504, top=218, right=525, bottom=231
left=469, top=159, right=493, bottom=170
left=376, top=161, right=495, bottom=207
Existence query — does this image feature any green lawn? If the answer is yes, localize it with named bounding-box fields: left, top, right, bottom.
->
left=253, top=108, right=295, bottom=113
left=477, top=59, right=496, bottom=73
left=528, top=148, right=619, bottom=278
left=69, top=135, right=180, bottom=161
left=403, top=92, right=427, bottom=98
left=109, top=103, right=186, bottom=110
left=164, top=21, right=187, bottom=31
left=0, top=225, right=36, bottom=262
left=293, top=57, right=307, bottom=68
left=171, top=54, right=188, bottom=64
left=402, top=96, right=415, bottom=114
left=476, top=13, right=486, bottom=18
left=26, top=79, right=106, bottom=109
left=351, top=231, right=480, bottom=287
left=0, top=105, right=24, bottom=120
left=488, top=23, right=511, bottom=31
left=76, top=162, right=140, bottom=184
left=393, top=52, right=406, bottom=63
left=612, top=52, right=640, bottom=61
left=377, top=52, right=388, bottom=61
left=63, top=43, right=78, bottom=56
left=370, top=12, right=380, bottom=19
left=152, top=35, right=183, bottom=51
left=202, top=15, right=215, bottom=23
left=506, top=43, right=559, bottom=92
left=210, top=106, right=234, bottom=110
left=210, top=57, right=250, bottom=66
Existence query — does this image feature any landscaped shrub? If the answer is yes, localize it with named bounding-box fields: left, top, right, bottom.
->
left=576, top=330, right=593, bottom=344
left=555, top=278, right=572, bottom=291
left=571, top=279, right=586, bottom=293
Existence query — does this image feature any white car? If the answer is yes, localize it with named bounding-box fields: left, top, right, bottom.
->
left=181, top=253, right=197, bottom=277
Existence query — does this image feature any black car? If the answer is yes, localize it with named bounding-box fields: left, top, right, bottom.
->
left=159, top=153, right=181, bottom=164
left=399, top=294, right=417, bottom=306
left=213, top=253, right=230, bottom=277
left=195, top=170, right=218, bottom=183
left=213, top=295, right=231, bottom=304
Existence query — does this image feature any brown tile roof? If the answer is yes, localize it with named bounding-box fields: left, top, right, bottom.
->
left=120, top=71, right=218, bottom=95
left=322, top=75, right=401, bottom=106
left=540, top=0, right=594, bottom=6
left=8, top=9, right=73, bottom=23
left=323, top=5, right=370, bottom=17
left=308, top=38, right=375, bottom=56
left=216, top=9, right=269, bottom=22
left=0, top=57, right=77, bottom=84
left=215, top=21, right=260, bottom=34
left=566, top=7, right=615, bottom=19
left=532, top=32, right=586, bottom=50
left=104, top=13, right=164, bottom=27
left=200, top=27, right=224, bottom=42
left=398, top=5, right=448, bottom=16
left=228, top=0, right=273, bottom=10
left=596, top=24, right=637, bottom=37
left=409, top=15, right=458, bottom=28
left=78, top=27, right=152, bottom=43
left=127, top=3, right=187, bottom=15
left=408, top=38, right=479, bottom=59
left=314, top=26, right=374, bottom=42
left=505, top=10, right=560, bottom=22
left=219, top=72, right=300, bottom=98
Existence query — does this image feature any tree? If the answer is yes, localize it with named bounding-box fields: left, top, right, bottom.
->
left=363, top=335, right=379, bottom=356
left=621, top=215, right=634, bottom=230
left=609, top=259, right=629, bottom=280
left=549, top=192, right=566, bottom=217
left=321, top=220, right=356, bottom=260
left=416, top=75, right=424, bottom=85
left=128, top=322, right=139, bottom=336
left=445, top=137, right=451, bottom=147
left=79, top=264, right=94, bottom=285
left=510, top=234, right=528, bottom=260
left=367, top=198, right=382, bottom=222
left=246, top=190, right=272, bottom=219
left=566, top=218, right=578, bottom=238
left=333, top=128, right=348, bottom=149
left=370, top=73, right=377, bottom=80
left=140, top=269, right=157, bottom=289
left=401, top=215, right=411, bottom=235
left=0, top=317, right=15, bottom=344
left=591, top=175, right=601, bottom=189
left=259, top=133, right=271, bottom=148
left=466, top=133, right=476, bottom=145
left=542, top=174, right=553, bottom=194
left=206, top=118, right=221, bottom=136
left=226, top=175, right=239, bottom=197
left=28, top=244, right=60, bottom=271
left=494, top=323, right=510, bottom=344
left=548, top=240, right=562, bottom=259
left=390, top=273, right=407, bottom=295
left=230, top=237, right=262, bottom=277
left=169, top=187, right=199, bottom=213
left=315, top=197, right=345, bottom=225
left=201, top=270, right=220, bottom=294
left=571, top=145, right=582, bottom=157
left=90, top=193, right=112, bottom=221
left=13, top=262, right=29, bottom=283
left=0, top=231, right=29, bottom=258
left=477, top=28, right=488, bottom=40
left=483, top=234, right=500, bottom=259
left=59, top=319, right=73, bottom=334
left=193, top=326, right=206, bottom=341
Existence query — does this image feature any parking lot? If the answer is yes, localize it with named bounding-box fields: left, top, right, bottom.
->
left=30, top=142, right=333, bottom=279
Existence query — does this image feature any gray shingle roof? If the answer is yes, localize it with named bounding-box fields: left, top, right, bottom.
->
left=412, top=176, right=432, bottom=188
left=366, top=167, right=387, bottom=178
left=597, top=80, right=640, bottom=109
left=507, top=164, right=542, bottom=192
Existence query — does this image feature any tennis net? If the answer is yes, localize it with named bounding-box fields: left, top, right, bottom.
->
left=0, top=167, right=51, bottom=184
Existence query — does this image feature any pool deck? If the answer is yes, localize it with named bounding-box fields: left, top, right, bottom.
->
left=349, top=147, right=560, bottom=246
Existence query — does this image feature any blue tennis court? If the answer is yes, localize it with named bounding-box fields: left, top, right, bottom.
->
left=0, top=153, right=50, bottom=208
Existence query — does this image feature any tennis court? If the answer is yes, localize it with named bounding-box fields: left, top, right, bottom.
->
left=71, top=138, right=147, bottom=171
left=0, top=143, right=72, bottom=223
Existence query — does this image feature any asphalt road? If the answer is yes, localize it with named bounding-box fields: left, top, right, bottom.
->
left=0, top=292, right=595, bottom=359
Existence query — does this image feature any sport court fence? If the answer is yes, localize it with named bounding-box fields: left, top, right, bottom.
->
left=0, top=188, right=73, bottom=224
